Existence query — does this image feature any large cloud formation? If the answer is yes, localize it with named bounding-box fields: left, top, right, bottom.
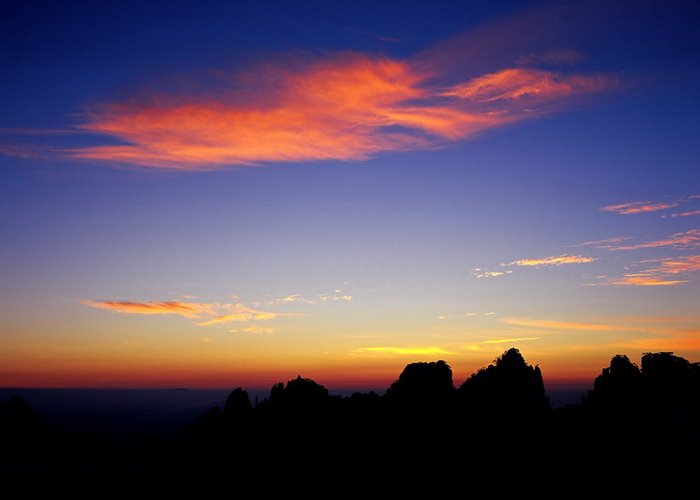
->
left=67, top=53, right=616, bottom=170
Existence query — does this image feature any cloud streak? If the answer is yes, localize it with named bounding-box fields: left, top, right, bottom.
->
left=611, top=229, right=700, bottom=251
left=84, top=299, right=302, bottom=328
left=602, top=194, right=700, bottom=216
left=482, top=337, right=541, bottom=344
left=196, top=304, right=302, bottom=326
left=608, top=255, right=700, bottom=286
left=671, top=210, right=700, bottom=218
left=82, top=300, right=213, bottom=318
left=502, top=318, right=623, bottom=331
left=502, top=254, right=596, bottom=267
left=601, top=201, right=679, bottom=215
left=353, top=346, right=456, bottom=356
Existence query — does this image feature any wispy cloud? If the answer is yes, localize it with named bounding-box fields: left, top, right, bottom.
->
left=502, top=318, right=622, bottom=331
left=0, top=127, right=77, bottom=136
left=502, top=254, right=596, bottom=267
left=260, top=289, right=353, bottom=306
left=443, top=67, right=612, bottom=103
left=601, top=201, right=679, bottom=215
left=82, top=300, right=213, bottom=318
left=621, top=334, right=700, bottom=351
left=607, top=255, right=700, bottom=286
left=602, top=194, right=700, bottom=216
left=83, top=298, right=302, bottom=328
left=0, top=143, right=61, bottom=160
left=196, top=303, right=302, bottom=326
left=649, top=255, right=700, bottom=274
left=271, top=294, right=316, bottom=305
left=229, top=326, right=278, bottom=335
left=318, top=289, right=354, bottom=302
left=611, top=229, right=700, bottom=251
left=515, top=49, right=582, bottom=66
left=671, top=210, right=700, bottom=218
left=608, top=275, right=689, bottom=286
left=471, top=254, right=595, bottom=280
left=352, top=346, right=456, bottom=356
left=569, top=236, right=633, bottom=248
left=619, top=316, right=698, bottom=324
left=471, top=269, right=513, bottom=278
left=482, top=337, right=541, bottom=344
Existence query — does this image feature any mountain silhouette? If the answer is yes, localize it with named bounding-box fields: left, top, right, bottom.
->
left=3, top=348, right=699, bottom=494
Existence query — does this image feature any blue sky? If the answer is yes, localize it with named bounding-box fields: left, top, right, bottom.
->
left=1, top=0, right=699, bottom=389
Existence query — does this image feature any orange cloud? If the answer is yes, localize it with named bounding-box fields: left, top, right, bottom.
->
left=601, top=201, right=679, bottom=214
left=609, top=275, right=689, bottom=286
left=84, top=298, right=303, bottom=327
left=60, top=47, right=617, bottom=170
left=82, top=300, right=211, bottom=318
left=502, top=254, right=596, bottom=267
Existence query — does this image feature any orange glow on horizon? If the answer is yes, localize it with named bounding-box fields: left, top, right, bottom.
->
left=4, top=338, right=699, bottom=392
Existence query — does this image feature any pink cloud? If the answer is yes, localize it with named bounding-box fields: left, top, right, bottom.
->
left=601, top=201, right=679, bottom=215
left=671, top=210, right=700, bottom=218
left=608, top=255, right=700, bottom=286
left=612, top=229, right=700, bottom=251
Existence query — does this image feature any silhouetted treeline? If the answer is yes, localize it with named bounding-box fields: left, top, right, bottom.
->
left=3, top=348, right=699, bottom=497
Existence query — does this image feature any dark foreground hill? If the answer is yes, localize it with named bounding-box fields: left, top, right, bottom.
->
left=2, top=348, right=699, bottom=497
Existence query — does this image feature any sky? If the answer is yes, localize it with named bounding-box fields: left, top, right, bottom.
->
left=1, top=0, right=699, bottom=391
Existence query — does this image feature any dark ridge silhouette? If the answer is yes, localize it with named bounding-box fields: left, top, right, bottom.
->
left=580, top=351, right=700, bottom=446
left=3, top=348, right=699, bottom=494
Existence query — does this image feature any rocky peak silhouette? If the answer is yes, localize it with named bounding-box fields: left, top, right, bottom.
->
left=458, top=348, right=549, bottom=415
left=261, top=375, right=332, bottom=422
left=224, top=387, right=253, bottom=418
left=384, top=360, right=454, bottom=400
